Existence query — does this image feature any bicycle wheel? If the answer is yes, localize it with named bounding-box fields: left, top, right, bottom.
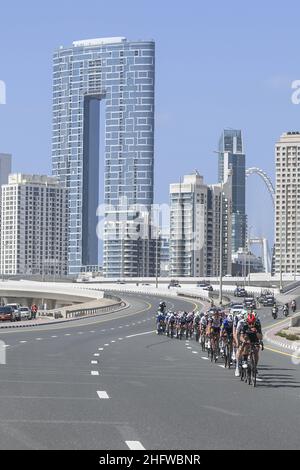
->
left=224, top=344, right=228, bottom=368
left=251, top=354, right=257, bottom=387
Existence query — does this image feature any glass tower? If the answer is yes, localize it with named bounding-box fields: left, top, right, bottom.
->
left=52, top=37, right=155, bottom=275
left=218, top=129, right=246, bottom=252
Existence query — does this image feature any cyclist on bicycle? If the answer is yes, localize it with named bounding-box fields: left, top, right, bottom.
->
left=206, top=310, right=222, bottom=359
left=237, top=312, right=263, bottom=374
left=220, top=313, right=234, bottom=359
left=156, top=310, right=166, bottom=334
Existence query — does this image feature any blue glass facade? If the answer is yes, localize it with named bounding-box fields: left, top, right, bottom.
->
left=52, top=38, right=155, bottom=275
left=218, top=129, right=246, bottom=252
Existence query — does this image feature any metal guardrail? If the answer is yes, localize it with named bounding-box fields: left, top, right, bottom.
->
left=65, top=301, right=126, bottom=319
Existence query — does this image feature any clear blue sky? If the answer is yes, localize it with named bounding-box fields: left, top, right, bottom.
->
left=0, top=0, right=299, bottom=247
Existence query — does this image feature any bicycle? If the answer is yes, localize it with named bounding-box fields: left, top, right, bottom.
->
left=222, top=334, right=233, bottom=369
left=210, top=332, right=220, bottom=363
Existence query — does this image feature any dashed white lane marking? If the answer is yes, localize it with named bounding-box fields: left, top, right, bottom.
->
left=19, top=341, right=27, bottom=343
left=119, top=338, right=123, bottom=341
left=97, top=391, right=109, bottom=400
left=111, top=328, right=115, bottom=331
left=91, top=361, right=98, bottom=365
left=98, top=348, right=104, bottom=351
left=36, top=338, right=43, bottom=341
left=3, top=345, right=10, bottom=348
left=126, top=331, right=154, bottom=339
left=192, top=351, right=198, bottom=354
left=202, top=357, right=209, bottom=360
left=187, top=347, right=192, bottom=350
left=101, top=330, right=106, bottom=332
left=91, top=371, right=99, bottom=376
left=104, top=344, right=109, bottom=347
left=256, top=378, right=263, bottom=382
left=111, top=340, right=116, bottom=343
left=65, top=334, right=71, bottom=336
left=218, top=365, right=225, bottom=369
left=90, top=331, right=95, bottom=333
left=126, top=325, right=130, bottom=327
left=78, top=332, right=83, bottom=335
left=125, top=441, right=145, bottom=450
left=94, top=353, right=100, bottom=357
left=119, top=326, right=123, bottom=329
left=51, top=336, right=58, bottom=338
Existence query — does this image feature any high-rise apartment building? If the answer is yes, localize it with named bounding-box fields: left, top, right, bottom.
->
left=0, top=174, right=68, bottom=276
left=0, top=153, right=12, bottom=185
left=218, top=129, right=246, bottom=253
left=169, top=172, right=232, bottom=277
left=170, top=173, right=208, bottom=277
left=275, top=132, right=300, bottom=274
left=52, top=37, right=155, bottom=276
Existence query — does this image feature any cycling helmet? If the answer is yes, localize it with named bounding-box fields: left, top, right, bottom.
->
left=227, top=313, right=234, bottom=322
left=247, top=313, right=256, bottom=325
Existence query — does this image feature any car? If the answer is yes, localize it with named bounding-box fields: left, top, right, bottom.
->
left=203, top=285, right=213, bottom=291
left=263, top=296, right=275, bottom=307
left=234, top=288, right=247, bottom=297
left=244, top=297, right=256, bottom=309
left=5, top=303, right=21, bottom=321
left=169, top=279, right=181, bottom=287
left=19, top=306, right=31, bottom=320
left=0, top=306, right=16, bottom=322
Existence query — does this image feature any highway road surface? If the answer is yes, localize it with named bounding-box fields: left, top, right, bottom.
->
left=0, top=292, right=299, bottom=450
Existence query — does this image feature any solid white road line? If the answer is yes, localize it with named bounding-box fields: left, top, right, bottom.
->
left=126, top=331, right=154, bottom=339
left=97, top=391, right=110, bottom=399
left=125, top=441, right=145, bottom=450
left=91, top=371, right=99, bottom=376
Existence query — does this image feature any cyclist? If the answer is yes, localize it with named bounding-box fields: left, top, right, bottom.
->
left=237, top=312, right=263, bottom=375
left=220, top=313, right=234, bottom=360
left=156, top=309, right=166, bottom=334
left=158, top=301, right=166, bottom=313
left=206, top=309, right=222, bottom=359
left=234, top=312, right=247, bottom=376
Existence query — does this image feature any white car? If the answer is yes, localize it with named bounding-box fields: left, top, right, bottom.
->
left=19, top=307, right=31, bottom=320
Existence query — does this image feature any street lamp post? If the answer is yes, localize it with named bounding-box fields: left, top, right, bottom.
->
left=155, top=228, right=160, bottom=288
left=219, top=184, right=223, bottom=305
left=248, top=225, right=252, bottom=287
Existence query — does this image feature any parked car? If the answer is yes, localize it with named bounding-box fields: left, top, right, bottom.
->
left=197, top=281, right=210, bottom=287
left=169, top=279, right=181, bottom=287
left=5, top=303, right=21, bottom=321
left=19, top=306, right=31, bottom=320
left=0, top=306, right=16, bottom=322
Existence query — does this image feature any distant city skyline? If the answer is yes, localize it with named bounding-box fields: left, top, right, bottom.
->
left=1, top=1, right=300, bottom=250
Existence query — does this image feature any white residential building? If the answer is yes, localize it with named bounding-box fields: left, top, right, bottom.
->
left=275, top=132, right=300, bottom=274
left=0, top=174, right=68, bottom=276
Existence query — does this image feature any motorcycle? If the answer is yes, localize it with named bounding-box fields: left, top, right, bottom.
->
left=272, top=307, right=278, bottom=320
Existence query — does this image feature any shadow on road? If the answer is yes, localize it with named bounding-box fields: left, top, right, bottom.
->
left=258, top=365, right=300, bottom=389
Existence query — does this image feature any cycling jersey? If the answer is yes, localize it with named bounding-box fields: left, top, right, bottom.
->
left=241, top=322, right=262, bottom=343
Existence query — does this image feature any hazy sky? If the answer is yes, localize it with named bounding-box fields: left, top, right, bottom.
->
left=1, top=0, right=300, bottom=247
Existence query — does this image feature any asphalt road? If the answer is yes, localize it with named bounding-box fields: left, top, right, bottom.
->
left=0, top=292, right=299, bottom=450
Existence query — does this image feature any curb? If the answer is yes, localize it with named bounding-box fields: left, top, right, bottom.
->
left=265, top=314, right=300, bottom=353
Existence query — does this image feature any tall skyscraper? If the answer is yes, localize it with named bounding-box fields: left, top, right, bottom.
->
left=275, top=132, right=300, bottom=274
left=52, top=37, right=155, bottom=276
left=218, top=129, right=246, bottom=253
left=0, top=174, right=68, bottom=276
